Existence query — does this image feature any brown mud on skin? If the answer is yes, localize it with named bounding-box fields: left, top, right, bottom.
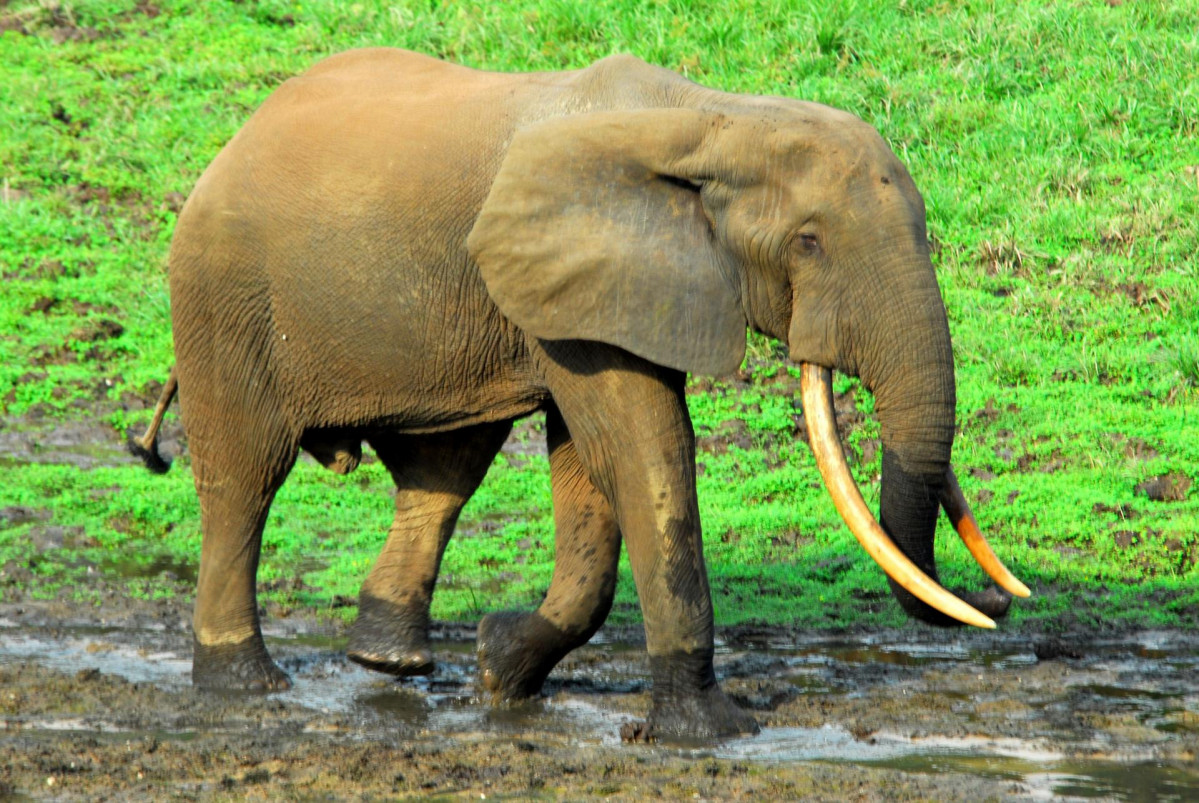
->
left=3, top=595, right=1199, bottom=800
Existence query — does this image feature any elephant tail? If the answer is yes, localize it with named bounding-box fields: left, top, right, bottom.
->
left=126, top=367, right=178, bottom=474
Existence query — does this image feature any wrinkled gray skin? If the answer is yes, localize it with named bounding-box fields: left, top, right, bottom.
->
left=160, top=49, right=1002, bottom=739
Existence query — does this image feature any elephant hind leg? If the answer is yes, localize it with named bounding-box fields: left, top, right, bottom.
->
left=187, top=404, right=300, bottom=691
left=478, top=406, right=621, bottom=700
left=347, top=421, right=511, bottom=677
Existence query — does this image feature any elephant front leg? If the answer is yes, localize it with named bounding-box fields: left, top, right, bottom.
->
left=624, top=476, right=759, bottom=741
left=477, top=406, right=621, bottom=699
left=536, top=342, right=759, bottom=740
left=347, top=424, right=509, bottom=676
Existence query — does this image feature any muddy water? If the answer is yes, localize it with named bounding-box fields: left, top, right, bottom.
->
left=2, top=610, right=1197, bottom=799
left=0, top=415, right=150, bottom=470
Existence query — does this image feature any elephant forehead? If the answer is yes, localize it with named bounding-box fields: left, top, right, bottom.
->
left=705, top=119, right=900, bottom=202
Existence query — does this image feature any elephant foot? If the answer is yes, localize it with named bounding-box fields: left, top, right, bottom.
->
left=641, top=650, right=759, bottom=742
left=346, top=594, right=435, bottom=677
left=477, top=610, right=569, bottom=700
left=192, top=636, right=291, bottom=691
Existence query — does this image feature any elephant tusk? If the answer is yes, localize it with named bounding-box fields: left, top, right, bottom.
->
left=799, top=362, right=996, bottom=630
left=939, top=469, right=1031, bottom=598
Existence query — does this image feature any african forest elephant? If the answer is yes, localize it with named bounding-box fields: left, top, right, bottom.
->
left=131, top=49, right=1029, bottom=739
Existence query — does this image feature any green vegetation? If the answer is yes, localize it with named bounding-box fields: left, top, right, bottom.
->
left=1, top=0, right=1196, bottom=632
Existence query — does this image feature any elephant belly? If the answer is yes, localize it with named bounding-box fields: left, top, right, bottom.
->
left=268, top=249, right=545, bottom=434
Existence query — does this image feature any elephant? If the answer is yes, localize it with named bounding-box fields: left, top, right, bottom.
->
left=129, top=48, right=1029, bottom=740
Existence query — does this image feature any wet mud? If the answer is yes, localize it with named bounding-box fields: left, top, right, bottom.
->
left=2, top=595, right=1197, bottom=800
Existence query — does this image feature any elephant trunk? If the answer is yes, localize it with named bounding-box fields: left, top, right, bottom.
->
left=871, top=347, right=1027, bottom=621
left=800, top=364, right=996, bottom=628
left=798, top=241, right=1025, bottom=627
left=878, top=447, right=958, bottom=625
left=864, top=256, right=961, bottom=625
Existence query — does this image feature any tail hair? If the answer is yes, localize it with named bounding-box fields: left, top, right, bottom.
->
left=126, top=368, right=178, bottom=474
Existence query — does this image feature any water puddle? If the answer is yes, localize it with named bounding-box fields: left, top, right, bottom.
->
left=0, top=631, right=192, bottom=687
left=0, top=417, right=141, bottom=470
left=2, top=623, right=1196, bottom=798
left=863, top=755, right=1199, bottom=801
left=101, top=554, right=199, bottom=583
left=704, top=728, right=1059, bottom=764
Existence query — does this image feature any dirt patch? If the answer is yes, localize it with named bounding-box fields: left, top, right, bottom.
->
left=498, top=412, right=548, bottom=462
left=1136, top=472, right=1193, bottom=503
left=1090, top=278, right=1173, bottom=314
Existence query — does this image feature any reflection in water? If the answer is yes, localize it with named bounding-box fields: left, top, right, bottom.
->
left=1039, top=762, right=1198, bottom=801
left=101, top=554, right=199, bottom=584
left=357, top=687, right=436, bottom=729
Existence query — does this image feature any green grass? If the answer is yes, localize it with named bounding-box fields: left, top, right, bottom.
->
left=1, top=0, right=1196, bottom=632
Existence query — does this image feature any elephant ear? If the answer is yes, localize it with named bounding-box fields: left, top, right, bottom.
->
left=467, top=109, right=747, bottom=376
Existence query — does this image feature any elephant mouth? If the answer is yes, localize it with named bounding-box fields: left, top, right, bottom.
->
left=799, top=363, right=1030, bottom=628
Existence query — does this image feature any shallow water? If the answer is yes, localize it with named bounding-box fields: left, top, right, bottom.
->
left=3, top=621, right=1196, bottom=800
left=0, top=416, right=140, bottom=470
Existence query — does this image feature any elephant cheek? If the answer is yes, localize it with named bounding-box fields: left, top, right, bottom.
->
left=785, top=291, right=842, bottom=372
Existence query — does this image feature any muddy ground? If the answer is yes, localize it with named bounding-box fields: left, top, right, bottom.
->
left=2, top=415, right=1198, bottom=800
left=3, top=591, right=1198, bottom=800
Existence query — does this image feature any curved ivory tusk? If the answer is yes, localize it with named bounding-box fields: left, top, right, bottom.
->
left=799, top=362, right=996, bottom=629
left=939, top=469, right=1031, bottom=598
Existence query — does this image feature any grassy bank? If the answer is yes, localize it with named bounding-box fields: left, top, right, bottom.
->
left=1, top=0, right=1196, bottom=632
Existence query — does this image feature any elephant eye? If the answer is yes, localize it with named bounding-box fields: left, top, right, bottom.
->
left=792, top=232, right=821, bottom=256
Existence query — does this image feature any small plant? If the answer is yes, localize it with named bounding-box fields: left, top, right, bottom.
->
left=1172, top=338, right=1199, bottom=388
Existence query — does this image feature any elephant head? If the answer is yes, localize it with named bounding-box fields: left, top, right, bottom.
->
left=468, top=103, right=1027, bottom=626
